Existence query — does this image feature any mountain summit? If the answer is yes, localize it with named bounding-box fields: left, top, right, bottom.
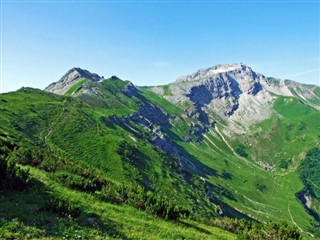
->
left=175, top=63, right=256, bottom=83
left=45, top=67, right=103, bottom=94
left=151, top=63, right=320, bottom=130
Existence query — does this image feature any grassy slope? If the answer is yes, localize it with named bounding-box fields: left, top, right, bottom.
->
left=141, top=88, right=320, bottom=236
left=0, top=86, right=234, bottom=238
left=64, top=79, right=90, bottom=96
left=0, top=166, right=235, bottom=240
left=140, top=88, right=183, bottom=115
left=208, top=96, right=319, bottom=234
left=1, top=82, right=319, bottom=238
left=0, top=87, right=210, bottom=205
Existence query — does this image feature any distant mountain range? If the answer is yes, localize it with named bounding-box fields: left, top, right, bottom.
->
left=1, top=63, right=319, bottom=239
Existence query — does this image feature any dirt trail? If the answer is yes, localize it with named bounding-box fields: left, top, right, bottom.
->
left=287, top=203, right=306, bottom=234
left=214, top=125, right=259, bottom=169
left=44, top=107, right=65, bottom=143
left=287, top=202, right=315, bottom=239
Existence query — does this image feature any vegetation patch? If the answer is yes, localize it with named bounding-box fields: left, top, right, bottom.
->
left=64, top=79, right=90, bottom=96
left=300, top=147, right=320, bottom=200
left=212, top=217, right=301, bottom=240
left=235, top=144, right=248, bottom=157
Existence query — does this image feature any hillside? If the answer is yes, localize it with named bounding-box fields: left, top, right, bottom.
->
left=0, top=64, right=319, bottom=239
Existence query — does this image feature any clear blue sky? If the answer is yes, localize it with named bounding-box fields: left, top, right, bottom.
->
left=1, top=0, right=319, bottom=93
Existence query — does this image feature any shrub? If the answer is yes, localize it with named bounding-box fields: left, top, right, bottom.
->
left=235, top=144, right=248, bottom=157
left=279, top=159, right=288, bottom=169
left=100, top=182, right=190, bottom=220
left=300, top=148, right=320, bottom=200
left=212, top=218, right=301, bottom=240
left=0, top=156, right=30, bottom=191
left=10, top=145, right=58, bottom=172
left=10, top=146, right=41, bottom=167
left=55, top=171, right=101, bottom=192
left=42, top=196, right=81, bottom=218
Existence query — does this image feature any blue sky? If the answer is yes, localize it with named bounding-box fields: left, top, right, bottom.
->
left=1, top=0, right=319, bottom=93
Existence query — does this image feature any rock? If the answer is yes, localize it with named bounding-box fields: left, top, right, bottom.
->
left=45, top=67, right=103, bottom=95
left=124, top=82, right=139, bottom=97
left=257, top=160, right=276, bottom=172
left=134, top=103, right=170, bottom=126
left=111, top=75, right=120, bottom=80
left=152, top=135, right=178, bottom=156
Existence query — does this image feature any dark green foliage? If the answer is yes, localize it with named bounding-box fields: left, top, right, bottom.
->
left=279, top=159, right=288, bottom=169
left=0, top=137, right=30, bottom=191
left=10, top=146, right=42, bottom=167
left=235, top=144, right=248, bottom=157
left=0, top=157, right=30, bottom=191
left=10, top=145, right=57, bottom=172
left=212, top=218, right=301, bottom=240
left=221, top=169, right=232, bottom=180
left=55, top=171, right=101, bottom=192
left=256, top=183, right=267, bottom=192
left=100, top=181, right=191, bottom=220
left=61, top=163, right=105, bottom=191
left=300, top=148, right=320, bottom=200
left=54, top=165, right=105, bottom=193
left=143, top=192, right=191, bottom=219
left=42, top=195, right=81, bottom=218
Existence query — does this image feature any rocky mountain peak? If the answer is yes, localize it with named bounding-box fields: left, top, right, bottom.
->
left=161, top=64, right=264, bottom=117
left=63, top=67, right=103, bottom=82
left=45, top=67, right=103, bottom=95
left=175, top=63, right=254, bottom=83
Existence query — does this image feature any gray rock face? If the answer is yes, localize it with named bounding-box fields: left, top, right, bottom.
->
left=151, top=63, right=274, bottom=133
left=187, top=85, right=213, bottom=106
left=124, top=82, right=139, bottom=97
left=133, top=103, right=170, bottom=126
left=169, top=64, right=262, bottom=115
left=156, top=63, right=319, bottom=138
left=183, top=105, right=215, bottom=142
left=45, top=67, right=103, bottom=95
left=152, top=136, right=179, bottom=156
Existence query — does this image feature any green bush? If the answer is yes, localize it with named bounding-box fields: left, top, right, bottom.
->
left=212, top=218, right=301, bottom=240
left=279, top=159, right=288, bottom=169
left=300, top=148, right=320, bottom=200
left=10, top=146, right=41, bottom=166
left=0, top=156, right=30, bottom=191
left=55, top=171, right=101, bottom=192
left=235, top=144, right=248, bottom=158
left=100, top=182, right=190, bottom=220
left=42, top=195, right=81, bottom=218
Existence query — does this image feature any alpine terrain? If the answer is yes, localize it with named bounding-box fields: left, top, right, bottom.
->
left=1, top=63, right=319, bottom=239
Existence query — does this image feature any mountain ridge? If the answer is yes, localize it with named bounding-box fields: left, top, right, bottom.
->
left=1, top=63, right=319, bottom=239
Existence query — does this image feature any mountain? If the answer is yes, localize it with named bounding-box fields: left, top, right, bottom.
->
left=151, top=63, right=319, bottom=130
left=0, top=64, right=319, bottom=239
left=45, top=67, right=103, bottom=95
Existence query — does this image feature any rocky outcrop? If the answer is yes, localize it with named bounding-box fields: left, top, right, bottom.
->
left=132, top=103, right=170, bottom=126
left=257, top=160, right=275, bottom=172
left=108, top=102, right=198, bottom=169
left=45, top=67, right=103, bottom=95
left=124, top=82, right=139, bottom=97
left=183, top=105, right=215, bottom=142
